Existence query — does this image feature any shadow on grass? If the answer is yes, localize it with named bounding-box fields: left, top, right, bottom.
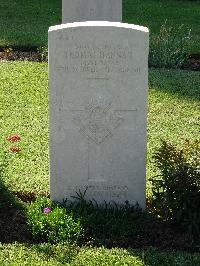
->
left=0, top=153, right=31, bottom=243
left=149, top=68, right=200, bottom=101
left=0, top=0, right=61, bottom=48
left=0, top=149, right=198, bottom=256
left=128, top=248, right=200, bottom=266
left=59, top=197, right=196, bottom=251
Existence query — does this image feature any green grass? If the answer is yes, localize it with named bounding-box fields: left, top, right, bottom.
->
left=123, top=0, right=200, bottom=54
left=0, top=243, right=200, bottom=266
left=0, top=0, right=199, bottom=54
left=0, top=0, right=61, bottom=48
left=0, top=50, right=199, bottom=265
left=0, top=62, right=49, bottom=194
left=0, top=62, right=199, bottom=195
left=147, top=68, right=200, bottom=188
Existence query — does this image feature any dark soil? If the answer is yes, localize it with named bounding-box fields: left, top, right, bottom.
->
left=0, top=190, right=199, bottom=251
left=96, top=222, right=196, bottom=251
left=15, top=191, right=38, bottom=203
left=0, top=50, right=42, bottom=62
left=0, top=190, right=46, bottom=243
left=182, top=54, right=200, bottom=71
left=0, top=49, right=199, bottom=71
left=0, top=206, right=31, bottom=243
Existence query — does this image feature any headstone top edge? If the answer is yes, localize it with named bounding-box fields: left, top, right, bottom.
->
left=48, top=21, right=149, bottom=33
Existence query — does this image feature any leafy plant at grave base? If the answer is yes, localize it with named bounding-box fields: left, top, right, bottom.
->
left=150, top=139, right=200, bottom=235
left=149, top=21, right=192, bottom=69
left=62, top=190, right=148, bottom=245
left=37, top=45, right=48, bottom=61
left=27, top=197, right=83, bottom=243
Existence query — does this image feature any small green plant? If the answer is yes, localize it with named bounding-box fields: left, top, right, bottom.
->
left=37, top=45, right=48, bottom=61
left=27, top=197, right=83, bottom=243
left=149, top=22, right=191, bottom=68
left=150, top=140, right=200, bottom=235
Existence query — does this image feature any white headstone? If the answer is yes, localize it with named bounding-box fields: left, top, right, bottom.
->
left=49, top=22, right=149, bottom=208
left=62, top=0, right=122, bottom=23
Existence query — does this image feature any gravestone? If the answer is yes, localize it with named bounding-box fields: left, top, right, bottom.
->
left=49, top=21, right=149, bottom=208
left=62, top=0, right=122, bottom=23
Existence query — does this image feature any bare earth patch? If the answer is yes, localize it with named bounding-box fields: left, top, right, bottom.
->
left=0, top=50, right=42, bottom=62
left=0, top=206, right=31, bottom=243
left=0, top=50, right=199, bottom=70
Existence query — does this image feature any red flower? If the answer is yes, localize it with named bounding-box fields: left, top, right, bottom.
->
left=10, top=146, right=21, bottom=153
left=7, top=134, right=21, bottom=142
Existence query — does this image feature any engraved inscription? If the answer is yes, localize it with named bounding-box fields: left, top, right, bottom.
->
left=56, top=43, right=141, bottom=74
left=73, top=99, right=123, bottom=144
left=66, top=185, right=129, bottom=199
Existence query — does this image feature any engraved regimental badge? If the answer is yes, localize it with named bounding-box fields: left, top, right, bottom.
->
left=73, top=99, right=123, bottom=144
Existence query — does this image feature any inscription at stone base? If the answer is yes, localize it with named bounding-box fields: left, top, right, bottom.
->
left=66, top=185, right=129, bottom=199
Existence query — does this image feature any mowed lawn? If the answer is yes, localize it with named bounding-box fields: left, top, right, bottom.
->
left=0, top=0, right=62, bottom=48
left=0, top=243, right=200, bottom=266
left=0, top=0, right=199, bottom=53
left=0, top=61, right=199, bottom=195
left=123, top=0, right=200, bottom=54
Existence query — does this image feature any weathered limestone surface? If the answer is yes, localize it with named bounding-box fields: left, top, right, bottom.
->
left=62, top=0, right=122, bottom=23
left=49, top=22, right=149, bottom=208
